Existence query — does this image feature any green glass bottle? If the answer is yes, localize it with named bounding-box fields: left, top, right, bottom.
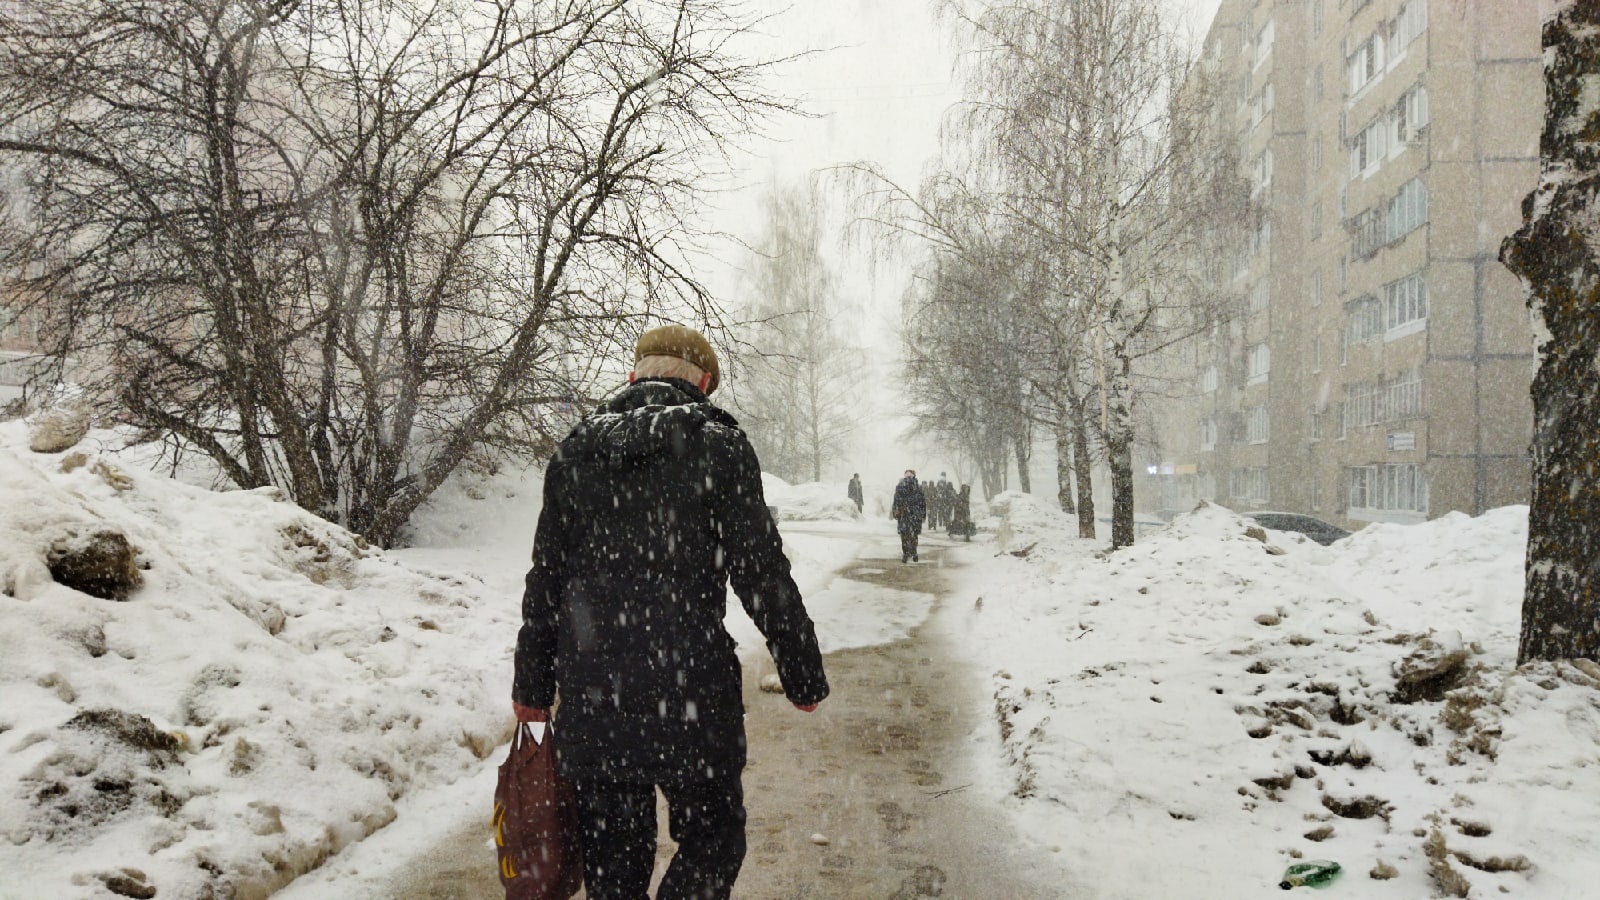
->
left=1279, top=860, right=1342, bottom=889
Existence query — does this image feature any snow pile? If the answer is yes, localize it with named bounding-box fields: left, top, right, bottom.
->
left=761, top=474, right=861, bottom=522
left=0, top=424, right=514, bottom=899
left=982, top=489, right=1078, bottom=559
left=950, top=500, right=1600, bottom=898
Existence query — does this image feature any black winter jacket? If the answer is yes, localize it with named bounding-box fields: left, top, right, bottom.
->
left=513, top=378, right=828, bottom=782
left=892, top=475, right=926, bottom=534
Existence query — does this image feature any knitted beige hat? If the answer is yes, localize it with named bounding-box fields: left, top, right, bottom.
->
left=634, top=324, right=720, bottom=394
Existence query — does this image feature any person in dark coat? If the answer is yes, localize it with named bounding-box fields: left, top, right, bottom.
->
left=947, top=483, right=974, bottom=541
left=935, top=473, right=954, bottom=530
left=891, top=470, right=927, bottom=563
left=513, top=324, right=829, bottom=900
left=847, top=473, right=863, bottom=513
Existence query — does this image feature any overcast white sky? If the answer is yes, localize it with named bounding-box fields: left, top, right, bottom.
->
left=703, top=0, right=1224, bottom=487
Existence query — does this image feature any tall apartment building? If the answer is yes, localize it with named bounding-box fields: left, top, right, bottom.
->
left=1145, top=0, right=1540, bottom=529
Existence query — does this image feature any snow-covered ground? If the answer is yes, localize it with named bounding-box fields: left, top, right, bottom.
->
left=3, top=425, right=1595, bottom=899
left=948, top=491, right=1600, bottom=898
left=0, top=423, right=520, bottom=899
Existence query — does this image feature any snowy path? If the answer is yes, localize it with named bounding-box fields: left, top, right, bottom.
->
left=278, top=523, right=1075, bottom=898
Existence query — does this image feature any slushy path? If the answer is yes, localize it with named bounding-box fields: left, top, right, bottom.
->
left=284, top=527, right=1075, bottom=898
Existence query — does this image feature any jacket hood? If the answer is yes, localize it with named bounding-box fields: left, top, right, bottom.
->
left=558, top=378, right=739, bottom=469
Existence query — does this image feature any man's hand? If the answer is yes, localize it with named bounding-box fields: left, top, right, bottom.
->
left=793, top=703, right=818, bottom=713
left=513, top=702, right=549, bottom=723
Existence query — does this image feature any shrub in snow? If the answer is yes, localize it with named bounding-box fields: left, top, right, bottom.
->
left=1394, top=629, right=1474, bottom=703
left=46, top=528, right=142, bottom=601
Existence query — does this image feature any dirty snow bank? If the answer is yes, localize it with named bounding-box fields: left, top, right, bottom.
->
left=946, top=500, right=1600, bottom=899
left=0, top=423, right=513, bottom=899
left=761, top=474, right=861, bottom=522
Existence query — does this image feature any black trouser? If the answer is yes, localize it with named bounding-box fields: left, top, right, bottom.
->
left=573, top=772, right=746, bottom=900
left=900, top=529, right=919, bottom=561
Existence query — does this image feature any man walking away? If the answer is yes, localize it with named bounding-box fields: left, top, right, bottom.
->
left=891, top=470, right=927, bottom=563
left=513, top=324, right=829, bottom=900
left=847, top=473, right=863, bottom=513
left=936, top=473, right=954, bottom=531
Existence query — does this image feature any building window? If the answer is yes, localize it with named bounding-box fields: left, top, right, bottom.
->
left=1199, top=365, right=1218, bottom=394
left=1350, top=463, right=1428, bottom=514
left=1387, top=178, right=1428, bottom=242
left=1312, top=333, right=1323, bottom=372
left=1351, top=207, right=1386, bottom=258
left=1249, top=280, right=1271, bottom=314
left=1311, top=202, right=1323, bottom=239
left=1380, top=368, right=1424, bottom=421
left=1385, top=272, right=1427, bottom=335
left=1338, top=255, right=1348, bottom=291
left=1200, top=417, right=1218, bottom=451
left=1310, top=411, right=1323, bottom=442
left=1246, top=405, right=1271, bottom=444
left=1312, top=134, right=1323, bottom=171
left=1393, top=84, right=1430, bottom=144
left=1348, top=34, right=1383, bottom=97
left=1346, top=296, right=1384, bottom=344
left=1391, top=0, right=1429, bottom=54
left=1335, top=401, right=1347, bottom=437
left=1314, top=65, right=1324, bottom=101
left=1352, top=180, right=1428, bottom=259
left=1252, top=147, right=1274, bottom=196
left=1255, top=19, right=1275, bottom=70
left=1345, top=380, right=1379, bottom=428
left=1311, top=477, right=1322, bottom=512
left=1252, top=218, right=1272, bottom=257
left=1351, top=116, right=1388, bottom=179
left=1247, top=342, right=1272, bottom=383
left=1252, top=82, right=1276, bottom=126
left=1348, top=465, right=1373, bottom=509
left=1231, top=467, right=1270, bottom=503
left=1311, top=269, right=1322, bottom=306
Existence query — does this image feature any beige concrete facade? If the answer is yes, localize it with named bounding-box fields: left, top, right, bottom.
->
left=1145, top=0, right=1538, bottom=529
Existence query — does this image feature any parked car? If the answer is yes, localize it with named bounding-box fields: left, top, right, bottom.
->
left=1244, top=512, right=1352, bottom=546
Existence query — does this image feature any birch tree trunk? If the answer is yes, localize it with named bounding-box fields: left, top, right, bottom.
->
left=1104, top=325, right=1138, bottom=549
left=1070, top=387, right=1097, bottom=538
left=1500, top=0, right=1600, bottom=664
left=1055, top=405, right=1077, bottom=514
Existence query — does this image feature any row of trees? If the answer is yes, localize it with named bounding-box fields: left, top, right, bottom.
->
left=0, top=0, right=777, bottom=545
left=854, top=0, right=1246, bottom=548
left=726, top=181, right=863, bottom=485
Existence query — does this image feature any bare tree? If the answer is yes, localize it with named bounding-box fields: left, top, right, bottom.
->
left=0, top=0, right=781, bottom=544
left=726, top=180, right=862, bottom=484
left=843, top=163, right=1037, bottom=502
left=1500, top=0, right=1600, bottom=664
left=940, top=0, right=1234, bottom=548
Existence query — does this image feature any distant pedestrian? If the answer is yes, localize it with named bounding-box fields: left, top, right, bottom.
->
left=892, top=470, right=927, bottom=563
left=935, top=473, right=954, bottom=530
left=513, top=324, right=828, bottom=899
left=947, top=484, right=974, bottom=541
left=847, top=473, right=863, bottom=513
